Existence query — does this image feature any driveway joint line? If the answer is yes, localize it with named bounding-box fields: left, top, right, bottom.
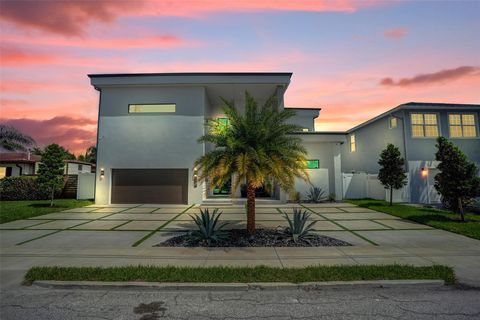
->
left=301, top=204, right=379, bottom=246
left=131, top=204, right=195, bottom=247
left=15, top=230, right=62, bottom=246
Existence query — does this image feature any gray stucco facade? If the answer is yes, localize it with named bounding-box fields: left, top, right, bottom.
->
left=90, top=73, right=479, bottom=205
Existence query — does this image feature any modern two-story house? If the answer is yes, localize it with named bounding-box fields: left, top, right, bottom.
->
left=89, top=72, right=479, bottom=205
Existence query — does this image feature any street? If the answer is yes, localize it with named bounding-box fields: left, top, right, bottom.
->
left=1, top=283, right=479, bottom=320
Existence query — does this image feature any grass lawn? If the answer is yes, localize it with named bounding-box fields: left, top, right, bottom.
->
left=24, top=265, right=455, bottom=285
left=348, top=199, right=480, bottom=240
left=0, top=199, right=94, bottom=224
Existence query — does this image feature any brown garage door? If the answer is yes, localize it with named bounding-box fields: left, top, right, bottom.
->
left=111, top=169, right=188, bottom=204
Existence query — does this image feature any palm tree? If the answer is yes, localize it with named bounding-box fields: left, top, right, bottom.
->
left=194, top=92, right=309, bottom=234
left=0, top=125, right=36, bottom=151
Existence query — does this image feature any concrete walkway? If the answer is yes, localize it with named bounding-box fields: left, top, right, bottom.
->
left=1, top=202, right=480, bottom=287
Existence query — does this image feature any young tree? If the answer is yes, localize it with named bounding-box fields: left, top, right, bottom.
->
left=434, top=137, right=480, bottom=221
left=378, top=143, right=407, bottom=205
left=0, top=125, right=36, bottom=151
left=37, top=144, right=65, bottom=207
left=194, top=92, right=309, bottom=234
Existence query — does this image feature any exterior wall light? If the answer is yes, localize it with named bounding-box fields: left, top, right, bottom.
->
left=193, top=168, right=198, bottom=188
left=421, top=167, right=428, bottom=177
left=100, top=168, right=105, bottom=180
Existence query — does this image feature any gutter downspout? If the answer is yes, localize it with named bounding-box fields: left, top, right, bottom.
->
left=15, top=164, right=23, bottom=176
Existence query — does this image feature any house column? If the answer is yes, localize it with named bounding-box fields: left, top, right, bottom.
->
left=333, top=143, right=343, bottom=201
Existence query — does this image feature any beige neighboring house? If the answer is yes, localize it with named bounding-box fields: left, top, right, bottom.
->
left=0, top=152, right=94, bottom=178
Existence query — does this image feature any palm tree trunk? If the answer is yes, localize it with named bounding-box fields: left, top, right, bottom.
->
left=246, top=181, right=256, bottom=234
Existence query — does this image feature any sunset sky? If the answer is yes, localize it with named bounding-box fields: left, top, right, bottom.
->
left=1, top=0, right=479, bottom=155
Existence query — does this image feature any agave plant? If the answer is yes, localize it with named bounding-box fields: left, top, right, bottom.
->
left=188, top=208, right=229, bottom=244
left=281, top=208, right=317, bottom=243
left=306, top=186, right=327, bottom=203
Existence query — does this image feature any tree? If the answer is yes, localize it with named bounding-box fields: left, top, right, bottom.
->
left=58, top=145, right=76, bottom=160
left=194, top=92, right=309, bottom=234
left=84, top=146, right=97, bottom=164
left=0, top=125, right=36, bottom=151
left=378, top=143, right=407, bottom=205
left=434, top=137, right=480, bottom=221
left=37, top=144, right=65, bottom=207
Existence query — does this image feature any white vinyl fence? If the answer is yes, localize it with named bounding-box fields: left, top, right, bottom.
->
left=77, top=173, right=95, bottom=200
left=342, top=172, right=410, bottom=202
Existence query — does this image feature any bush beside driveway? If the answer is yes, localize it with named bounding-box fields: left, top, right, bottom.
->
left=347, top=199, right=480, bottom=240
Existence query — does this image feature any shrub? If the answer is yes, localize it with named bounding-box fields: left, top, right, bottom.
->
left=188, top=208, right=229, bottom=245
left=289, top=191, right=301, bottom=203
left=281, top=208, right=317, bottom=243
left=0, top=176, right=53, bottom=200
left=306, top=186, right=327, bottom=203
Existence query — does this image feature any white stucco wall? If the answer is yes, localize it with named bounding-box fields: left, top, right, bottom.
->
left=95, top=86, right=206, bottom=205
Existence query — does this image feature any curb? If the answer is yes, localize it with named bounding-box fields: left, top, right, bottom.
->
left=32, top=279, right=445, bottom=291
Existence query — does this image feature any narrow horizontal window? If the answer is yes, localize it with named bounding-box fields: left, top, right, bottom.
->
left=302, top=128, right=309, bottom=132
left=306, top=160, right=319, bottom=169
left=128, top=104, right=176, bottom=113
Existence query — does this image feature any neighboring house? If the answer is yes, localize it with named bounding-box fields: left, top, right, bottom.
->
left=64, top=160, right=95, bottom=175
left=0, top=152, right=41, bottom=178
left=89, top=72, right=480, bottom=205
left=341, top=102, right=480, bottom=203
left=0, top=152, right=94, bottom=178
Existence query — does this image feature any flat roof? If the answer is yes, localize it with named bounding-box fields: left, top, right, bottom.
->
left=347, top=101, right=480, bottom=133
left=88, top=72, right=293, bottom=78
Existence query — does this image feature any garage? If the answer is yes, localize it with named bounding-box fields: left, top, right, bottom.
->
left=111, top=169, right=188, bottom=204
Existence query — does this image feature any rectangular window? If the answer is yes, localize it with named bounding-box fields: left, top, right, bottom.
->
left=217, top=118, right=229, bottom=129
left=78, top=164, right=83, bottom=171
left=449, top=114, right=477, bottom=137
left=350, top=134, right=356, bottom=152
left=411, top=113, right=439, bottom=137
left=389, top=116, right=397, bottom=129
left=302, top=128, right=309, bottom=132
left=306, top=160, right=319, bottom=169
left=128, top=103, right=176, bottom=113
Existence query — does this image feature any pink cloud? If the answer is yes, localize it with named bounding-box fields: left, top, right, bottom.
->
left=0, top=0, right=384, bottom=35
left=1, top=117, right=97, bottom=155
left=1, top=45, right=126, bottom=67
left=0, top=46, right=56, bottom=66
left=380, top=66, right=480, bottom=87
left=384, top=27, right=408, bottom=39
left=2, top=34, right=197, bottom=49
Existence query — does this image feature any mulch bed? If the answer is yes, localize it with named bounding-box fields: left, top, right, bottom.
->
left=155, top=228, right=352, bottom=247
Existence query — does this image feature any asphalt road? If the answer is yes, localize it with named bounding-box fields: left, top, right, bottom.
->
left=1, top=283, right=480, bottom=320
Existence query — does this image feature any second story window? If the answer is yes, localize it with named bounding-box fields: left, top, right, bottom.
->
left=411, top=113, right=439, bottom=138
left=389, top=116, right=397, bottom=129
left=350, top=134, right=356, bottom=152
left=449, top=114, right=477, bottom=138
left=128, top=103, right=176, bottom=113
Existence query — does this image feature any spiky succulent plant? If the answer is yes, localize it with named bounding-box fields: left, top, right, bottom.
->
left=281, top=208, right=317, bottom=243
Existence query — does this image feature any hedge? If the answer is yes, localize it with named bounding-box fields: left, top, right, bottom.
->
left=0, top=176, right=57, bottom=201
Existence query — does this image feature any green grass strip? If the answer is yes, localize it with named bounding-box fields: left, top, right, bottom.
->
left=131, top=204, right=195, bottom=247
left=347, top=199, right=480, bottom=240
left=23, top=264, right=455, bottom=285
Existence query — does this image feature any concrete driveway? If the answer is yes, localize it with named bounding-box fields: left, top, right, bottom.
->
left=1, top=202, right=480, bottom=287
